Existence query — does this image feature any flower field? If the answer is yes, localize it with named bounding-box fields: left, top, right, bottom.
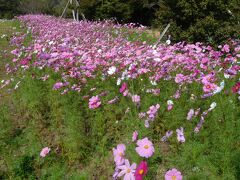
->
left=0, top=15, right=240, bottom=179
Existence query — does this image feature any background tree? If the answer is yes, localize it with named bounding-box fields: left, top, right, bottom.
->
left=154, top=0, right=240, bottom=44
left=0, top=0, right=20, bottom=19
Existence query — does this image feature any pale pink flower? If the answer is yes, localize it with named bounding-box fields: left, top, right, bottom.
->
left=147, top=104, right=160, bottom=119
left=173, top=90, right=181, bottom=99
left=135, top=137, right=154, bottom=158
left=167, top=100, right=174, bottom=111
left=138, top=112, right=146, bottom=119
left=113, top=144, right=126, bottom=166
left=187, top=109, right=194, bottom=121
left=123, top=89, right=129, bottom=96
left=40, top=147, right=51, bottom=157
left=132, top=131, right=138, bottom=142
left=165, top=168, right=183, bottom=180
left=89, top=95, right=101, bottom=109
left=176, top=127, right=185, bottom=143
left=118, top=159, right=136, bottom=180
left=132, top=95, right=140, bottom=104
left=175, top=74, right=185, bottom=84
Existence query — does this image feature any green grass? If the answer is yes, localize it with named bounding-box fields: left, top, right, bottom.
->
left=0, top=20, right=239, bottom=179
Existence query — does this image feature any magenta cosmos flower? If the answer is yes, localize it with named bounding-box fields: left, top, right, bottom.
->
left=135, top=137, right=154, bottom=158
left=40, top=147, right=51, bottom=157
left=88, top=95, right=101, bottom=109
left=118, top=159, right=136, bottom=180
left=113, top=144, right=126, bottom=166
left=165, top=168, right=183, bottom=180
left=120, top=82, right=128, bottom=93
left=134, top=161, right=148, bottom=180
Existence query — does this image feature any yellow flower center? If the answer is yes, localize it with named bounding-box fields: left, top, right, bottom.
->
left=119, top=152, right=123, bottom=157
left=139, top=169, right=144, bottom=175
left=144, top=145, right=149, bottom=149
left=127, top=169, right=131, bottom=173
left=172, top=175, right=177, bottom=180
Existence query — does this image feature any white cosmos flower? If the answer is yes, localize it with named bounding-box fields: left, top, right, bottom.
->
left=117, top=78, right=121, bottom=85
left=224, top=73, right=230, bottom=79
left=166, top=39, right=171, bottom=45
left=150, top=80, right=157, bottom=86
left=209, top=102, right=217, bottom=110
left=167, top=100, right=173, bottom=105
left=107, top=66, right=116, bottom=75
left=154, top=58, right=161, bottom=62
left=213, top=81, right=224, bottom=94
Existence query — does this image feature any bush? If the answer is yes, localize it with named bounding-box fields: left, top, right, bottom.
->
left=154, top=0, right=240, bottom=44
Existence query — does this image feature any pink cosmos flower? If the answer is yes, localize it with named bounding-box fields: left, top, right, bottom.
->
left=113, top=144, right=126, bottom=166
left=187, top=109, right=194, bottom=121
left=132, top=131, right=138, bottom=142
left=118, top=159, right=136, bottom=180
left=120, top=82, right=128, bottom=93
left=88, top=95, right=101, bottom=109
left=232, top=82, right=240, bottom=94
left=222, top=44, right=230, bottom=53
left=203, top=82, right=217, bottom=93
left=176, top=127, right=185, bottom=143
left=108, top=96, right=119, bottom=104
left=147, top=104, right=160, bottom=119
left=173, top=90, right=181, bottom=99
left=135, top=137, right=154, bottom=158
left=132, top=95, right=140, bottom=104
left=175, top=74, right=185, bottom=84
left=40, top=147, right=51, bottom=157
left=123, top=89, right=129, bottom=96
left=165, top=168, right=183, bottom=180
left=134, top=161, right=148, bottom=180
left=53, top=82, right=64, bottom=90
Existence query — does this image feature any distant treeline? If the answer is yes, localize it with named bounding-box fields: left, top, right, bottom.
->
left=0, top=0, right=239, bottom=44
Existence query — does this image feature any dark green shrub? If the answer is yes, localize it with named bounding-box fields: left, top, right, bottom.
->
left=154, top=0, right=240, bottom=44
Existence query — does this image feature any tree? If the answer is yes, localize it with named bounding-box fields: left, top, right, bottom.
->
left=0, top=0, right=21, bottom=18
left=154, top=0, right=240, bottom=44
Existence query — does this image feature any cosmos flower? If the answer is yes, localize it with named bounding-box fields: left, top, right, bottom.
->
left=134, top=161, right=148, bottom=180
left=40, top=147, right=51, bottom=157
left=132, top=131, right=138, bottom=142
left=113, top=144, right=126, bottom=166
left=108, top=66, right=117, bottom=75
left=187, top=109, right=195, bottom=121
left=132, top=95, right=140, bottom=105
left=232, top=82, right=240, bottom=94
left=165, top=168, right=183, bottom=180
left=167, top=100, right=174, bottom=111
left=135, top=137, right=154, bottom=158
left=176, top=127, right=185, bottom=143
left=118, top=159, right=136, bottom=180
left=89, top=95, right=101, bottom=109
